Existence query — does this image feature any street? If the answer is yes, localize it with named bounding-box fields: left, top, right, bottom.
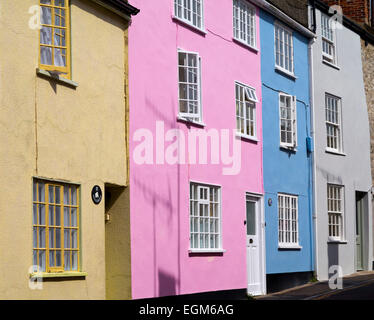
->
left=256, top=272, right=374, bottom=300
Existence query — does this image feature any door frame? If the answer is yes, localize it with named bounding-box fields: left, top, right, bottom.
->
left=355, top=191, right=366, bottom=271
left=245, top=192, right=266, bottom=296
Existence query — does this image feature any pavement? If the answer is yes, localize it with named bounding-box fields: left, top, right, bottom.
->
left=256, top=271, right=374, bottom=300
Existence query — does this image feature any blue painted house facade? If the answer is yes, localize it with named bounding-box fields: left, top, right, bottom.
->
left=260, top=8, right=315, bottom=291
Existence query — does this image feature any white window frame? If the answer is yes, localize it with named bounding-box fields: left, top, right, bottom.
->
left=178, top=49, right=203, bottom=124
left=174, top=0, right=204, bottom=31
left=189, top=182, right=222, bottom=253
left=279, top=93, right=297, bottom=149
left=233, top=0, right=257, bottom=49
left=278, top=193, right=300, bottom=248
left=325, top=94, right=343, bottom=153
left=321, top=13, right=337, bottom=65
left=327, top=184, right=345, bottom=242
left=235, top=81, right=258, bottom=140
left=274, top=22, right=294, bottom=76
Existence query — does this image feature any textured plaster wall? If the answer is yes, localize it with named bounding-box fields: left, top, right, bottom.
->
left=260, top=10, right=314, bottom=275
left=312, top=9, right=373, bottom=281
left=0, top=0, right=128, bottom=299
left=129, top=0, right=264, bottom=299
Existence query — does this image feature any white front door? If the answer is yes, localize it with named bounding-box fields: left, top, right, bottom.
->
left=246, top=194, right=265, bottom=296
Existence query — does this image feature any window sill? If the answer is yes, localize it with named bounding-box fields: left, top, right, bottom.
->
left=275, top=66, right=297, bottom=80
left=325, top=148, right=346, bottom=156
left=278, top=245, right=302, bottom=250
left=322, top=59, right=340, bottom=70
left=36, top=68, right=78, bottom=88
left=177, top=116, right=206, bottom=128
left=328, top=239, right=347, bottom=244
left=236, top=133, right=259, bottom=143
left=280, top=145, right=297, bottom=152
left=29, top=271, right=87, bottom=279
left=189, top=249, right=226, bottom=254
left=172, top=16, right=207, bottom=36
left=232, top=38, right=259, bottom=53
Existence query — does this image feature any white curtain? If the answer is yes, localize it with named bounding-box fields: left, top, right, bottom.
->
left=40, top=6, right=65, bottom=67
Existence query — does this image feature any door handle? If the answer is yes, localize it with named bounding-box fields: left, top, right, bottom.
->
left=249, top=239, right=253, bottom=244
left=244, top=220, right=247, bottom=225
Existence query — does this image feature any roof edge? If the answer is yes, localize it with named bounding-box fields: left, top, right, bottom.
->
left=251, top=0, right=315, bottom=38
left=89, top=0, right=139, bottom=20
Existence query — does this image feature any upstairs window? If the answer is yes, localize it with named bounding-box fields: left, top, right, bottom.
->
left=233, top=0, right=257, bottom=49
left=178, top=50, right=202, bottom=123
left=279, top=93, right=297, bottom=149
left=174, top=0, right=204, bottom=30
left=39, top=0, right=71, bottom=79
left=325, top=94, right=342, bottom=152
left=235, top=82, right=258, bottom=139
left=321, top=13, right=336, bottom=65
left=275, top=23, right=294, bottom=75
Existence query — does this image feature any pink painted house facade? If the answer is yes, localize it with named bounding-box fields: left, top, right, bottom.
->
left=129, top=0, right=265, bottom=299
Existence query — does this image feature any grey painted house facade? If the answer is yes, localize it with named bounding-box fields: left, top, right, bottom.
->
left=309, top=4, right=373, bottom=280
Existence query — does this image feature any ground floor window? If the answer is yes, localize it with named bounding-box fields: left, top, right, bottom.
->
left=327, top=184, right=344, bottom=241
left=190, top=183, right=221, bottom=250
left=32, top=179, right=80, bottom=272
left=278, top=193, right=299, bottom=247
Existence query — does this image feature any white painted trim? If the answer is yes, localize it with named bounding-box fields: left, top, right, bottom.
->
left=177, top=50, right=203, bottom=123
left=172, top=16, right=207, bottom=34
left=233, top=0, right=257, bottom=49
left=278, top=245, right=303, bottom=250
left=275, top=66, right=298, bottom=79
left=172, top=0, right=205, bottom=32
left=245, top=192, right=266, bottom=295
left=236, top=132, right=259, bottom=142
left=278, top=193, right=300, bottom=247
left=189, top=182, right=223, bottom=252
left=274, top=22, right=295, bottom=76
left=188, top=249, right=226, bottom=254
left=232, top=38, right=259, bottom=52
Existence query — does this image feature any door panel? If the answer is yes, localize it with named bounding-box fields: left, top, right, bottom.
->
left=246, top=195, right=264, bottom=296
left=356, top=193, right=364, bottom=271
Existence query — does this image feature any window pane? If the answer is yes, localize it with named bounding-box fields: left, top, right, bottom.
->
left=64, top=229, right=70, bottom=248
left=71, top=208, right=77, bottom=227
left=246, top=200, right=256, bottom=235
left=33, top=227, right=37, bottom=248
left=64, top=187, right=69, bottom=205
left=55, top=206, right=61, bottom=226
left=49, top=250, right=55, bottom=267
left=41, top=6, right=52, bottom=25
left=39, top=204, right=45, bottom=225
left=56, top=251, right=62, bottom=267
left=33, top=204, right=37, bottom=225
left=72, top=251, right=78, bottom=271
left=38, top=183, right=45, bottom=202
left=72, top=230, right=77, bottom=248
left=39, top=250, right=46, bottom=272
left=64, top=251, right=70, bottom=270
left=49, top=205, right=54, bottom=226
left=55, top=187, right=61, bottom=204
left=64, top=207, right=70, bottom=227
left=56, top=229, right=61, bottom=248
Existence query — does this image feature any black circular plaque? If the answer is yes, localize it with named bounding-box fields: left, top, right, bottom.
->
left=91, top=185, right=102, bottom=205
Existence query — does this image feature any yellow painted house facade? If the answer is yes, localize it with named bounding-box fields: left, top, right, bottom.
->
left=0, top=0, right=138, bottom=299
